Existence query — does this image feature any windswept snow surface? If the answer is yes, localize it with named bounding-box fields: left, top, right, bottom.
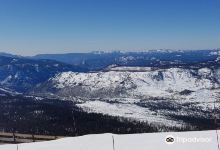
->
left=1, top=130, right=219, bottom=150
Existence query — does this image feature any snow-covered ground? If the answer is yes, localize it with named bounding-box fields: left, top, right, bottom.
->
left=77, top=100, right=185, bottom=127
left=1, top=130, right=219, bottom=150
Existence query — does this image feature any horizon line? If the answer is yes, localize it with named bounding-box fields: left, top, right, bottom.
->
left=0, top=48, right=220, bottom=57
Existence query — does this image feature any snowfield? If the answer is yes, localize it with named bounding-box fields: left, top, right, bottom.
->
left=76, top=101, right=186, bottom=127
left=1, top=130, right=219, bottom=150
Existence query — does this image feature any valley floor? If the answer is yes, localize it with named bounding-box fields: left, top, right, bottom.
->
left=0, top=130, right=219, bottom=150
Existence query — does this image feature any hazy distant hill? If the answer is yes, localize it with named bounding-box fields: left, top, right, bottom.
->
left=0, top=55, right=86, bottom=92
left=32, top=50, right=220, bottom=71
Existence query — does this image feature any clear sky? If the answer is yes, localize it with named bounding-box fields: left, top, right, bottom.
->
left=0, top=0, right=220, bottom=56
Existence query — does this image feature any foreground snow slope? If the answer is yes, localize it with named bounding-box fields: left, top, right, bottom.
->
left=1, top=130, right=219, bottom=150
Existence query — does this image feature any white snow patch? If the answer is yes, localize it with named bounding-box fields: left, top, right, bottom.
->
left=1, top=130, right=219, bottom=150
left=77, top=101, right=184, bottom=127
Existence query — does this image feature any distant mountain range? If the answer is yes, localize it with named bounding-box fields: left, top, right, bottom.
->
left=0, top=49, right=219, bottom=93
left=31, top=50, right=220, bottom=71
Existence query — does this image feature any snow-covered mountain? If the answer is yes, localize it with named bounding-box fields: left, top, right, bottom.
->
left=50, top=67, right=217, bottom=97
left=1, top=130, right=219, bottom=150
left=34, top=65, right=220, bottom=129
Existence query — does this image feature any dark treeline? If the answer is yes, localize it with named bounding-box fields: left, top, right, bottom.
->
left=169, top=115, right=219, bottom=131
left=0, top=94, right=161, bottom=136
left=0, top=93, right=213, bottom=136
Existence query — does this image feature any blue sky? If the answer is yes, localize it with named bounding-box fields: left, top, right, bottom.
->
left=0, top=0, right=220, bottom=55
